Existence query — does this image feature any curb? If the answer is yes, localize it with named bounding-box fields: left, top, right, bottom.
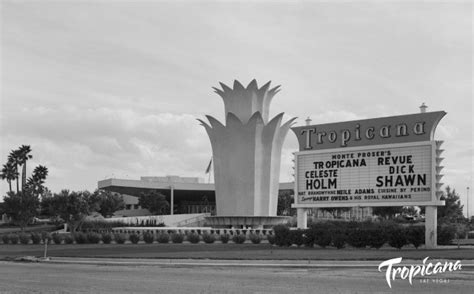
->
left=12, top=257, right=474, bottom=268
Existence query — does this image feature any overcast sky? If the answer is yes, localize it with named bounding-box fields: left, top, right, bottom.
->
left=1, top=1, right=472, bottom=215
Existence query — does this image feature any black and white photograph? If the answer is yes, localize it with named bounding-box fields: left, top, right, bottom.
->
left=0, top=0, right=472, bottom=293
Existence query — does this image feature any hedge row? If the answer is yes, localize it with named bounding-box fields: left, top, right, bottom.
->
left=273, top=221, right=456, bottom=249
left=0, top=231, right=266, bottom=245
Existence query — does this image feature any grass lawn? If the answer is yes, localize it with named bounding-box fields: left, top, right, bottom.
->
left=1, top=242, right=473, bottom=261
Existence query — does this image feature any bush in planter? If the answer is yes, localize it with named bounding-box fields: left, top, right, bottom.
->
left=273, top=225, right=291, bottom=247
left=31, top=232, right=41, bottom=245
left=19, top=233, right=30, bottom=245
left=75, top=232, right=88, bottom=244
left=64, top=234, right=74, bottom=244
left=157, top=233, right=170, bottom=244
left=249, top=233, right=261, bottom=244
left=87, top=232, right=101, bottom=244
left=143, top=232, right=155, bottom=244
left=129, top=233, right=140, bottom=244
left=332, top=233, right=346, bottom=249
left=114, top=233, right=127, bottom=244
left=1, top=234, right=9, bottom=244
left=10, top=234, right=19, bottom=245
left=407, top=226, right=424, bottom=249
left=187, top=233, right=200, bottom=244
left=388, top=227, right=407, bottom=250
left=220, top=234, right=230, bottom=244
left=267, top=234, right=276, bottom=245
left=52, top=233, right=63, bottom=245
left=202, top=233, right=215, bottom=244
left=232, top=234, right=246, bottom=244
left=101, top=233, right=112, bottom=244
left=437, top=224, right=455, bottom=245
left=171, top=233, right=184, bottom=243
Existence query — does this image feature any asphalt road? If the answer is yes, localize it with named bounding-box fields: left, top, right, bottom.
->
left=0, top=261, right=472, bottom=293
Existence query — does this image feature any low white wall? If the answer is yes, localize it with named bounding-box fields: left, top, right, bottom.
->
left=104, top=213, right=209, bottom=227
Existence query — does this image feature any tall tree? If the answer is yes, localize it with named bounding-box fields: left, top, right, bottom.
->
left=49, top=190, right=99, bottom=233
left=25, top=165, right=48, bottom=196
left=17, top=145, right=33, bottom=191
left=1, top=161, right=18, bottom=193
left=8, top=149, right=23, bottom=193
left=3, top=191, right=40, bottom=231
left=92, top=189, right=125, bottom=218
left=139, top=191, right=170, bottom=215
left=277, top=191, right=296, bottom=216
left=438, top=186, right=465, bottom=223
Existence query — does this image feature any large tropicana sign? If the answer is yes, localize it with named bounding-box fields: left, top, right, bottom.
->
left=291, top=110, right=446, bottom=248
left=292, top=111, right=446, bottom=207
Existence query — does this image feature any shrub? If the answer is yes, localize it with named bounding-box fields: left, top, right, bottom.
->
left=187, top=233, right=200, bottom=244
left=114, top=233, right=127, bottom=244
left=31, top=232, right=42, bottom=245
left=19, top=233, right=30, bottom=245
left=10, top=234, right=19, bottom=245
left=367, top=227, right=386, bottom=249
left=438, top=225, right=455, bottom=245
left=41, top=231, right=51, bottom=244
left=87, top=232, right=101, bottom=244
left=249, top=233, right=261, bottom=244
left=407, top=226, right=424, bottom=249
left=388, top=228, right=407, bottom=250
left=202, top=233, right=216, bottom=244
left=220, top=234, right=230, bottom=244
left=332, top=233, right=346, bottom=249
left=273, top=225, right=291, bottom=247
left=101, top=233, right=112, bottom=244
left=52, top=233, right=63, bottom=245
left=157, top=233, right=170, bottom=244
left=290, top=230, right=305, bottom=247
left=129, top=233, right=140, bottom=244
left=64, top=234, right=74, bottom=244
left=143, top=232, right=155, bottom=244
left=75, top=232, right=88, bottom=244
left=347, top=230, right=368, bottom=248
left=1, top=235, right=9, bottom=244
left=232, top=234, right=246, bottom=244
left=171, top=233, right=184, bottom=243
left=267, top=234, right=276, bottom=245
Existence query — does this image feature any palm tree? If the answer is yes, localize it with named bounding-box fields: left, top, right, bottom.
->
left=1, top=161, right=18, bottom=193
left=17, top=145, right=33, bottom=191
left=26, top=165, right=48, bottom=195
left=8, top=149, right=23, bottom=193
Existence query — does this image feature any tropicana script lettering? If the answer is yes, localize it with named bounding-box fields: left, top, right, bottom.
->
left=301, top=122, right=426, bottom=149
left=378, top=257, right=462, bottom=288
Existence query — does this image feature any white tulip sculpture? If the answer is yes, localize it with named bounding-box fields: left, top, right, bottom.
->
left=199, top=80, right=296, bottom=217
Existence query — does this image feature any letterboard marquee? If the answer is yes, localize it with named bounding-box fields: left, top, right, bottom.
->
left=291, top=111, right=446, bottom=208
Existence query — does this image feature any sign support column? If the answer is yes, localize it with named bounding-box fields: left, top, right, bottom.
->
left=297, top=208, right=308, bottom=229
left=425, top=206, right=437, bottom=249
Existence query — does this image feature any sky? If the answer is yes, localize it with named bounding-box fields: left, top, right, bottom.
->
left=1, top=1, right=472, bottom=215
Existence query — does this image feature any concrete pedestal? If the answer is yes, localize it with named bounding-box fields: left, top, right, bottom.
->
left=297, top=208, right=308, bottom=229
left=425, top=206, right=438, bottom=249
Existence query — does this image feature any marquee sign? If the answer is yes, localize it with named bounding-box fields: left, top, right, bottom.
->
left=292, top=111, right=446, bottom=150
left=292, top=111, right=446, bottom=208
